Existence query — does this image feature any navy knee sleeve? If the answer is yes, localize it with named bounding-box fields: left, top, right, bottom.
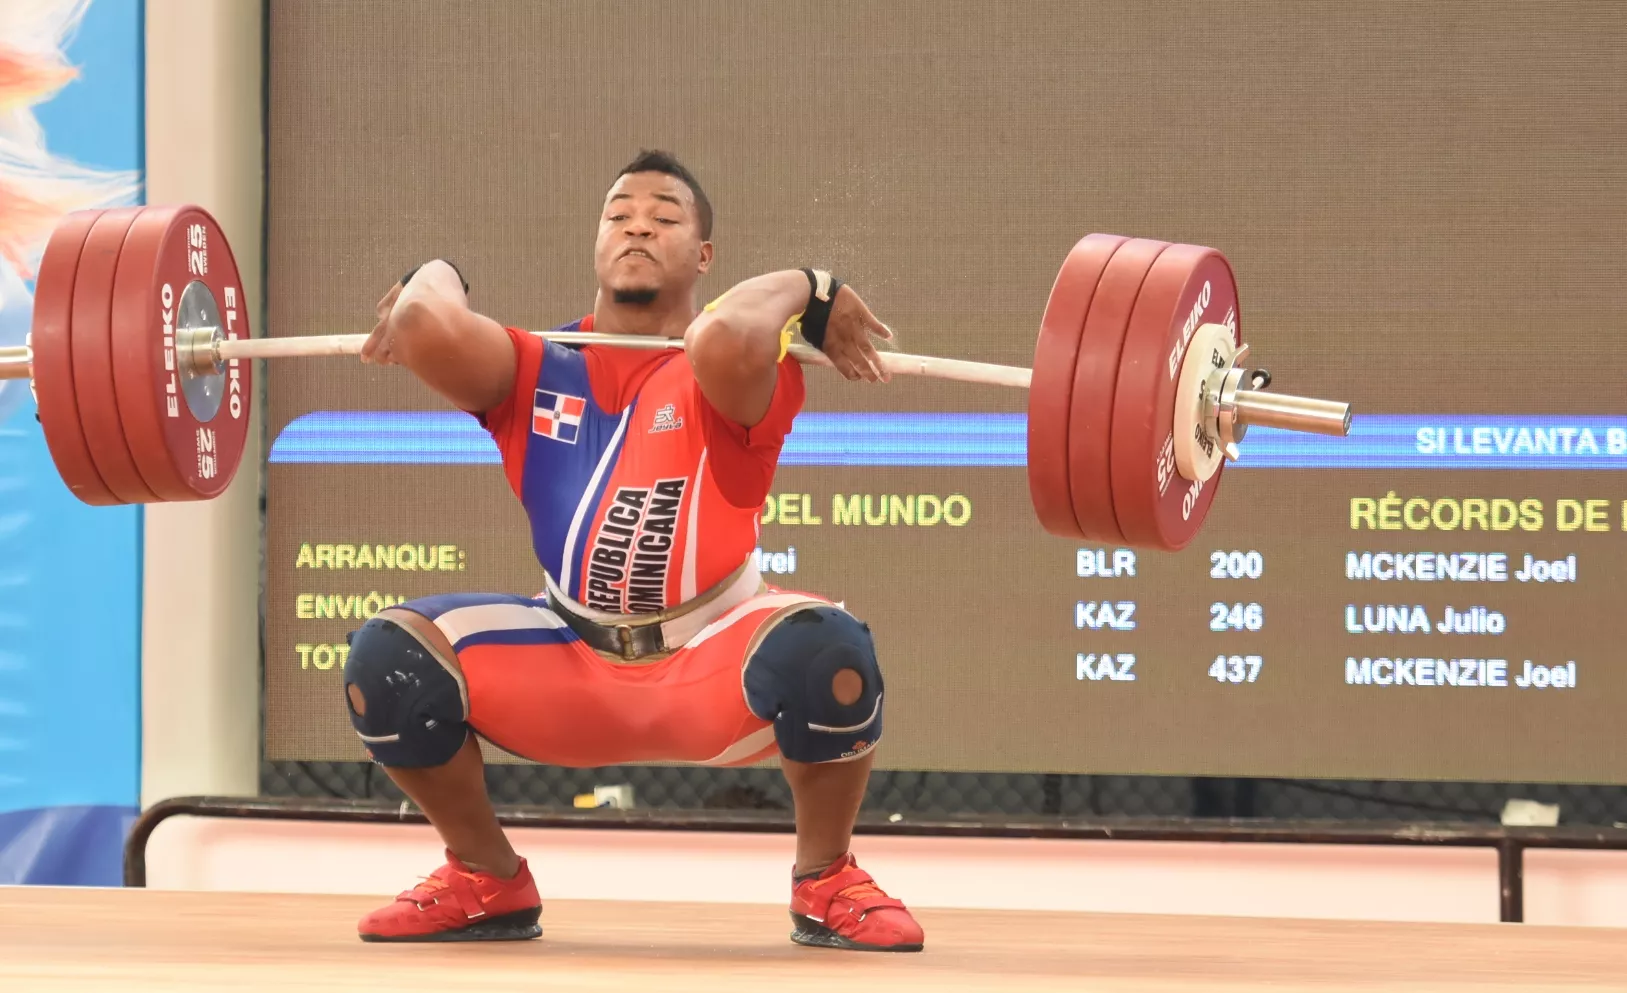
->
left=342, top=616, right=468, bottom=768
left=743, top=606, right=883, bottom=763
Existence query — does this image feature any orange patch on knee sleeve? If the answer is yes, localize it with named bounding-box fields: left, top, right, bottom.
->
left=831, top=668, right=863, bottom=706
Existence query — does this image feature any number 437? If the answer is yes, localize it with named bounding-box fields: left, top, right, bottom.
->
left=1210, top=655, right=1263, bottom=683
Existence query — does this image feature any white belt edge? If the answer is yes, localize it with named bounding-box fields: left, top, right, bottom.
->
left=544, top=561, right=765, bottom=652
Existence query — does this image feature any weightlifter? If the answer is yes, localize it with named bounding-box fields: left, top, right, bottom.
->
left=341, top=150, right=923, bottom=950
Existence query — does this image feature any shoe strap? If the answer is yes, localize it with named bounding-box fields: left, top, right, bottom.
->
left=442, top=867, right=489, bottom=920
left=803, top=864, right=906, bottom=920
left=398, top=862, right=489, bottom=920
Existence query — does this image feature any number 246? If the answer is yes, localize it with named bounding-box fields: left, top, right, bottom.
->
left=1210, top=602, right=1263, bottom=631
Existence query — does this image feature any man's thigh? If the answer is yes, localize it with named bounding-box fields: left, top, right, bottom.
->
left=658, top=591, right=836, bottom=766
left=397, top=591, right=606, bottom=766
left=399, top=590, right=817, bottom=768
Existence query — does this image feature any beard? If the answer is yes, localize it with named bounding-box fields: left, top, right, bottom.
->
left=611, top=286, right=660, bottom=306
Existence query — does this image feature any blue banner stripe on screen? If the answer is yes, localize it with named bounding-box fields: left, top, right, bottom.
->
left=268, top=412, right=1627, bottom=470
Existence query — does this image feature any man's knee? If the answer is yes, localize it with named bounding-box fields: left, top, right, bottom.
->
left=343, top=610, right=469, bottom=768
left=743, top=605, right=883, bottom=763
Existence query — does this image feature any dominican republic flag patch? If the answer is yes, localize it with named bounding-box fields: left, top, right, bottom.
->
left=532, top=389, right=586, bottom=443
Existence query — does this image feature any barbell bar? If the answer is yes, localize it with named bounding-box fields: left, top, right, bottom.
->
left=1, top=204, right=1351, bottom=550
left=0, top=327, right=1347, bottom=433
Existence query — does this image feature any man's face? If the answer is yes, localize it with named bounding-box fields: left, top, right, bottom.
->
left=594, top=171, right=712, bottom=306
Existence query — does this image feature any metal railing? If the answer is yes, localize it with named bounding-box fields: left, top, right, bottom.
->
left=123, top=795, right=1627, bottom=923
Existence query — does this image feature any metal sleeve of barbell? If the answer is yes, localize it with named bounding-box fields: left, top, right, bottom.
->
left=1231, top=389, right=1352, bottom=437
left=210, top=332, right=1036, bottom=389
left=0, top=346, right=28, bottom=381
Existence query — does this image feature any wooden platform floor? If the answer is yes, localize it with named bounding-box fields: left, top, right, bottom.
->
left=1, top=886, right=1624, bottom=991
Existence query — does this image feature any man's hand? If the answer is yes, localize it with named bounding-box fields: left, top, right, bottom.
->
left=352, top=259, right=517, bottom=414
left=817, top=284, right=893, bottom=383
left=688, top=269, right=896, bottom=430
left=361, top=259, right=466, bottom=366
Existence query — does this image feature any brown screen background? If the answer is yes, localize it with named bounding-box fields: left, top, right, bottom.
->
left=264, top=0, right=1627, bottom=782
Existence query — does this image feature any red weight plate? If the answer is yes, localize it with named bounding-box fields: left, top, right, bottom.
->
left=1027, top=234, right=1128, bottom=537
left=1067, top=238, right=1171, bottom=543
left=70, top=207, right=158, bottom=503
left=112, top=205, right=252, bottom=500
left=1109, top=243, right=1240, bottom=551
left=30, top=210, right=121, bottom=505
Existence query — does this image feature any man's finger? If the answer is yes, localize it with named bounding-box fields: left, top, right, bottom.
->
left=375, top=284, right=401, bottom=322
left=858, top=299, right=893, bottom=340
left=361, top=322, right=387, bottom=364
left=863, top=348, right=884, bottom=383
left=859, top=340, right=889, bottom=383
left=842, top=341, right=874, bottom=382
left=829, top=338, right=858, bottom=380
left=843, top=339, right=880, bottom=383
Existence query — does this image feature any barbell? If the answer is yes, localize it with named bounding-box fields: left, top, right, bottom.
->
left=0, top=204, right=1352, bottom=551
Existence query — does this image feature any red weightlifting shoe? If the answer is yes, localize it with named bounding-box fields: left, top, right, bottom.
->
left=790, top=853, right=924, bottom=952
left=358, top=850, right=542, bottom=942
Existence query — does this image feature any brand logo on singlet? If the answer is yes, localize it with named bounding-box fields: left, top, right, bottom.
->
left=649, top=403, right=683, bottom=434
left=584, top=477, right=688, bottom=613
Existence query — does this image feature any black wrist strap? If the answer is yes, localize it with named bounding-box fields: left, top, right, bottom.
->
left=798, top=268, right=842, bottom=350
left=402, top=259, right=469, bottom=295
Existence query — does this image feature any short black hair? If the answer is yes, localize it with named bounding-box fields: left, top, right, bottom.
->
left=616, top=149, right=713, bottom=240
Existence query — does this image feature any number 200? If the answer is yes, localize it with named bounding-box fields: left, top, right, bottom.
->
left=1210, top=550, right=1263, bottom=579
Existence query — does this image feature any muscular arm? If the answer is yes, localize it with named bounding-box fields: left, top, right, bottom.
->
left=366, top=260, right=517, bottom=415
left=683, top=270, right=808, bottom=427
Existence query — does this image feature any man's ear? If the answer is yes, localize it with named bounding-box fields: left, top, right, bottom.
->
left=697, top=241, right=714, bottom=276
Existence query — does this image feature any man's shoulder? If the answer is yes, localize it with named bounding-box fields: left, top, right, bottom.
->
left=518, top=318, right=594, bottom=373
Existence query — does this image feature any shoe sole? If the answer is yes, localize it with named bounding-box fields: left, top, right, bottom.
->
left=359, top=907, right=543, bottom=943
left=789, top=912, right=923, bottom=953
